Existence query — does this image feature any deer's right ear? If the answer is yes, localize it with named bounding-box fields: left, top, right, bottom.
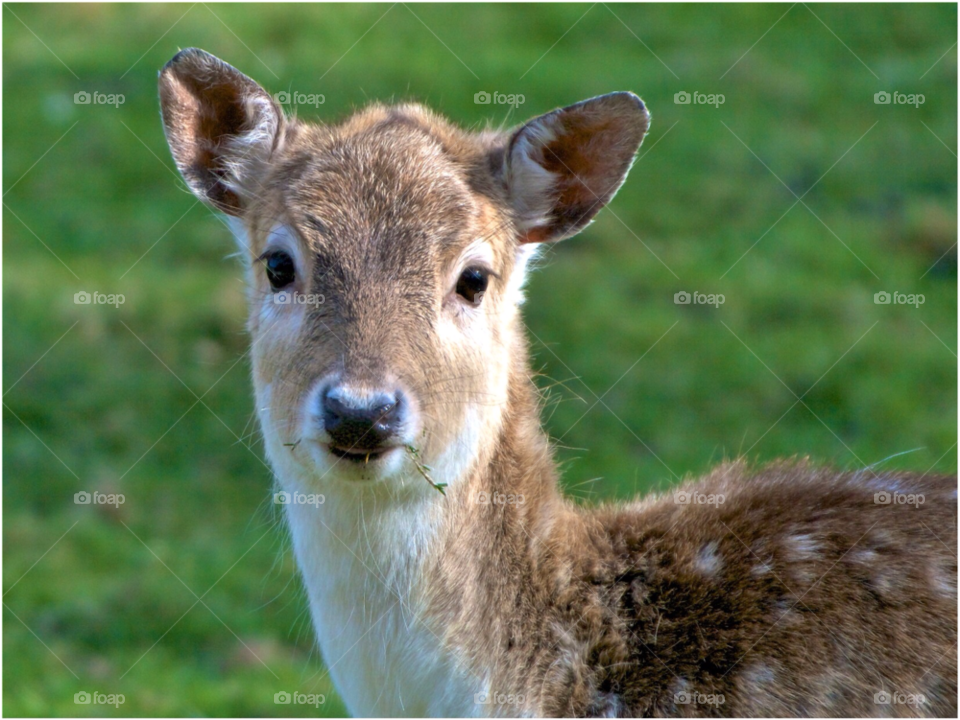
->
left=159, top=48, right=284, bottom=216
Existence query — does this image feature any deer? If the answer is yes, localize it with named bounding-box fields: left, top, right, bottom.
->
left=159, top=48, right=957, bottom=718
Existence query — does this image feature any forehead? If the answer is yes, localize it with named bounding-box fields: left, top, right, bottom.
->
left=264, top=107, right=503, bottom=264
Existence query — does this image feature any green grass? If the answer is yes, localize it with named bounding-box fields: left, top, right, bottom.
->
left=3, top=3, right=956, bottom=716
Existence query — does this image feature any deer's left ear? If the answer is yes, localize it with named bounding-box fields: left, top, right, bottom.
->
left=501, top=92, right=650, bottom=244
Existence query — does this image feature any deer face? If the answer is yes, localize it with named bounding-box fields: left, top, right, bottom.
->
left=236, top=119, right=523, bottom=490
left=159, top=49, right=648, bottom=493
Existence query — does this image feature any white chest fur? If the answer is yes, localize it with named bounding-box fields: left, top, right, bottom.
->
left=284, top=491, right=482, bottom=717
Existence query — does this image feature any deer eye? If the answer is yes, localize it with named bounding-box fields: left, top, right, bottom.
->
left=456, top=267, right=490, bottom=305
left=265, top=251, right=296, bottom=290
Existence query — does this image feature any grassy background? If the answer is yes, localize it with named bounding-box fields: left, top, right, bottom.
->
left=3, top=2, right=956, bottom=716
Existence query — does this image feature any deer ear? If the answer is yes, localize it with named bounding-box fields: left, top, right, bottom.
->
left=502, top=92, right=649, bottom=244
left=159, top=48, right=284, bottom=216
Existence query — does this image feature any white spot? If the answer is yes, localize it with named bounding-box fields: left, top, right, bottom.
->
left=669, top=677, right=692, bottom=701
left=741, top=662, right=776, bottom=688
left=847, top=547, right=878, bottom=565
left=695, top=541, right=722, bottom=578
left=596, top=692, right=624, bottom=717
left=929, top=566, right=956, bottom=598
left=787, top=533, right=820, bottom=559
left=870, top=566, right=897, bottom=596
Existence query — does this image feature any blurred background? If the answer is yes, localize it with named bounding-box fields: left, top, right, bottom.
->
left=3, top=2, right=956, bottom=716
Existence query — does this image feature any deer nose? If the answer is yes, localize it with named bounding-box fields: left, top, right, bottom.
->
left=321, top=386, right=404, bottom=455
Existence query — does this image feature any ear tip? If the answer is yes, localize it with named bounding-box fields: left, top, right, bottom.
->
left=164, top=47, right=204, bottom=67
left=569, top=92, right=650, bottom=133
left=161, top=48, right=222, bottom=80
left=605, top=91, right=650, bottom=119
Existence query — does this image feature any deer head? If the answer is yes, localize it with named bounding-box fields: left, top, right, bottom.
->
left=159, top=48, right=649, bottom=498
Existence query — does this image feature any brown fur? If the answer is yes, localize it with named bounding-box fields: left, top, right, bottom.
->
left=431, top=370, right=957, bottom=717
left=160, top=49, right=957, bottom=717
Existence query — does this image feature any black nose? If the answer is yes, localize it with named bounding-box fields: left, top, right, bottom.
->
left=322, top=387, right=403, bottom=455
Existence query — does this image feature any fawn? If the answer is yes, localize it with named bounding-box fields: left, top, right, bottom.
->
left=160, top=49, right=957, bottom=717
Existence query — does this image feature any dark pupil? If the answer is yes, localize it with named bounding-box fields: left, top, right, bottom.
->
left=266, top=252, right=295, bottom=289
left=456, top=268, right=488, bottom=305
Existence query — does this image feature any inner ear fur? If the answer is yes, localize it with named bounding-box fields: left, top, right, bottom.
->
left=159, top=48, right=284, bottom=215
left=502, top=92, right=650, bottom=244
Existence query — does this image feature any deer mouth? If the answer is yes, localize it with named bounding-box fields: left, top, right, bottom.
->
left=328, top=446, right=392, bottom=463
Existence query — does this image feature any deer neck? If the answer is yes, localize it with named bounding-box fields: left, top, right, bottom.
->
left=282, top=349, right=563, bottom=716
